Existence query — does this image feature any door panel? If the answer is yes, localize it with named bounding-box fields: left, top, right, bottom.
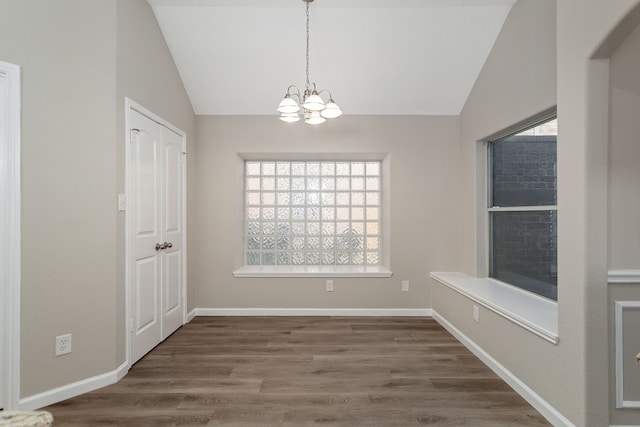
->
left=164, top=132, right=181, bottom=233
left=134, top=256, right=158, bottom=331
left=161, top=127, right=183, bottom=339
left=164, top=249, right=182, bottom=315
left=134, top=138, right=158, bottom=235
left=129, top=111, right=162, bottom=364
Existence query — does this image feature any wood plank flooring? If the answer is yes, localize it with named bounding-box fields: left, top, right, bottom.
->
left=45, top=317, right=550, bottom=426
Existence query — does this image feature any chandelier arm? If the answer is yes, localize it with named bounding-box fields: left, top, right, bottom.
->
left=287, top=85, right=301, bottom=99
left=317, top=89, right=333, bottom=101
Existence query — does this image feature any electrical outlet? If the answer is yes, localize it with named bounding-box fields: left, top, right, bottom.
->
left=326, top=280, right=334, bottom=292
left=402, top=280, right=409, bottom=292
left=473, top=305, right=480, bottom=323
left=56, top=334, right=72, bottom=356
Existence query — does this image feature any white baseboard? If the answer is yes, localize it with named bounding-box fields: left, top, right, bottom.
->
left=195, top=308, right=432, bottom=317
left=19, top=361, right=129, bottom=411
left=431, top=310, right=575, bottom=427
left=186, top=308, right=197, bottom=322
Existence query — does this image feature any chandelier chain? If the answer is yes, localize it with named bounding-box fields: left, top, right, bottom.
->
left=305, top=0, right=310, bottom=88
left=276, top=0, right=341, bottom=123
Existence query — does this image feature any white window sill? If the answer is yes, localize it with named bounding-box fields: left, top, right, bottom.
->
left=233, top=265, right=393, bottom=278
left=430, top=272, right=558, bottom=344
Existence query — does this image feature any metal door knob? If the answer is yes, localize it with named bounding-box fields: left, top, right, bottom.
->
left=155, top=242, right=172, bottom=250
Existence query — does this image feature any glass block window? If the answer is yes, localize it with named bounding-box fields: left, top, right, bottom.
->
left=488, top=117, right=557, bottom=300
left=245, top=161, right=382, bottom=266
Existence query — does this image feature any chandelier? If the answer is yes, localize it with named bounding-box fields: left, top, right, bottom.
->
left=277, top=0, right=342, bottom=124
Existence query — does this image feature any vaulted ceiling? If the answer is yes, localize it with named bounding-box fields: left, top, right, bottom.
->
left=148, top=0, right=516, bottom=116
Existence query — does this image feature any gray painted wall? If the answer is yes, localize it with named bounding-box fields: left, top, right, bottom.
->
left=434, top=0, right=574, bottom=422
left=607, top=20, right=640, bottom=426
left=456, top=0, right=557, bottom=277
left=557, top=1, right=640, bottom=424
left=609, top=24, right=640, bottom=271
left=0, top=0, right=119, bottom=398
left=434, top=0, right=640, bottom=425
left=0, top=0, right=195, bottom=398
left=193, top=116, right=460, bottom=309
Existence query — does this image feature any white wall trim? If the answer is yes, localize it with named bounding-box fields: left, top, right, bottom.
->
left=0, top=60, right=21, bottom=411
left=186, top=308, right=197, bottom=322
left=431, top=310, right=575, bottom=427
left=608, top=270, right=640, bottom=284
left=195, top=308, right=432, bottom=317
left=614, top=301, right=640, bottom=409
left=18, top=362, right=128, bottom=411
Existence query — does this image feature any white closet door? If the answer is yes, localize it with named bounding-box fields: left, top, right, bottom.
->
left=128, top=107, right=185, bottom=365
left=160, top=126, right=184, bottom=340
left=129, top=111, right=163, bottom=364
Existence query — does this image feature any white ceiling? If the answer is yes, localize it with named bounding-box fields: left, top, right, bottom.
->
left=148, top=0, right=516, bottom=116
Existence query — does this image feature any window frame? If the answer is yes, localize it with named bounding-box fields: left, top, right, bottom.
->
left=486, top=114, right=558, bottom=300
left=233, top=154, right=392, bottom=278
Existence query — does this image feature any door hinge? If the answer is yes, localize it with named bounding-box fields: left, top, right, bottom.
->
left=129, top=317, right=134, bottom=333
left=129, top=128, right=140, bottom=142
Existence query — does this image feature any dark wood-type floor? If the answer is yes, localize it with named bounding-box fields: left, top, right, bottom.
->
left=45, top=316, right=550, bottom=426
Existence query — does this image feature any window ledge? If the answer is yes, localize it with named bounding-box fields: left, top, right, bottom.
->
left=430, top=272, right=558, bottom=344
left=233, top=265, right=393, bottom=278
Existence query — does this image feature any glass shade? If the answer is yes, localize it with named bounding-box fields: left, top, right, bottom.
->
left=302, top=92, right=325, bottom=111
left=279, top=112, right=300, bottom=123
left=305, top=110, right=326, bottom=125
left=277, top=96, right=300, bottom=114
left=320, top=101, right=342, bottom=119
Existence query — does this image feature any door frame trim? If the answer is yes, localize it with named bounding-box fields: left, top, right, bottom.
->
left=0, top=60, right=21, bottom=410
left=124, top=98, right=187, bottom=368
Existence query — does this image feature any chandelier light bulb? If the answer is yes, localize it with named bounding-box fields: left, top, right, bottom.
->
left=320, top=100, right=342, bottom=119
left=279, top=112, right=300, bottom=122
left=302, top=91, right=325, bottom=112
left=305, top=110, right=326, bottom=125
left=277, top=95, right=300, bottom=114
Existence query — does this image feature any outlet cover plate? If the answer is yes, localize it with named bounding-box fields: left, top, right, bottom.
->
left=56, top=334, right=72, bottom=356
